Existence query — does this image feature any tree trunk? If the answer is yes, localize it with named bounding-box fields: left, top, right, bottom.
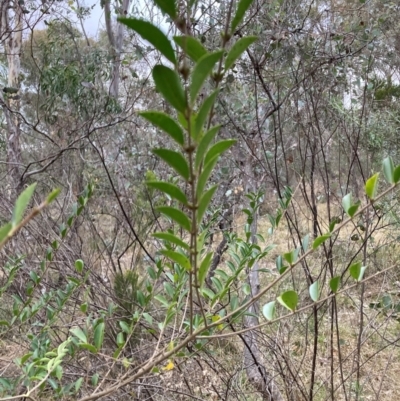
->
left=243, top=158, right=284, bottom=401
left=1, top=0, right=23, bottom=193
left=105, top=0, right=131, bottom=98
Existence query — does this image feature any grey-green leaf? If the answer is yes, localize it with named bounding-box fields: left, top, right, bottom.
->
left=153, top=149, right=190, bottom=180
left=140, top=111, right=184, bottom=145
left=262, top=301, right=276, bottom=321
left=383, top=157, right=394, bottom=184
left=302, top=234, right=310, bottom=252
left=190, top=51, right=223, bottom=104
left=70, top=327, right=87, bottom=343
left=225, top=36, right=257, bottom=72
left=157, top=206, right=191, bottom=231
left=342, top=193, right=351, bottom=214
left=173, top=36, right=207, bottom=62
left=118, top=18, right=176, bottom=64
left=153, top=65, right=186, bottom=113
left=12, top=183, right=37, bottom=227
left=309, top=281, right=319, bottom=302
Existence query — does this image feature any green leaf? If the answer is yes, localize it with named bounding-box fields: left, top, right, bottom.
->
left=155, top=294, right=169, bottom=307
left=347, top=202, right=360, bottom=218
left=349, top=262, right=366, bottom=282
left=116, top=332, right=125, bottom=347
left=329, top=276, right=341, bottom=293
left=29, top=270, right=39, bottom=284
left=161, top=250, right=191, bottom=270
left=309, top=281, right=319, bottom=302
left=75, top=259, right=84, bottom=273
left=262, top=301, right=276, bottom=321
left=153, top=65, right=186, bottom=113
left=329, top=216, right=341, bottom=232
left=201, top=287, right=215, bottom=299
left=342, top=194, right=360, bottom=217
left=75, top=377, right=84, bottom=392
left=194, top=90, right=219, bottom=139
left=383, top=157, right=394, bottom=184
left=173, top=36, right=207, bottom=62
left=147, top=181, right=188, bottom=205
left=70, top=327, right=87, bottom=343
left=0, top=223, right=12, bottom=244
left=153, top=0, right=176, bottom=19
left=198, top=252, right=213, bottom=287
left=283, top=248, right=300, bottom=265
left=190, top=51, right=223, bottom=104
left=79, top=343, right=97, bottom=353
left=277, top=290, right=298, bottom=312
left=197, top=185, right=217, bottom=223
left=230, top=294, right=239, bottom=311
left=140, top=111, right=184, bottom=145
left=365, top=173, right=379, bottom=200
left=47, top=377, right=59, bottom=389
left=118, top=18, right=176, bottom=64
left=46, top=188, right=60, bottom=204
left=143, top=313, right=153, bottom=325
left=283, top=251, right=293, bottom=265
left=204, top=139, right=236, bottom=166
left=152, top=232, right=189, bottom=249
left=91, top=373, right=99, bottom=386
left=94, top=322, right=105, bottom=350
left=393, top=165, right=400, bottom=184
left=196, top=157, right=219, bottom=197
left=119, top=322, right=131, bottom=335
left=195, top=125, right=220, bottom=170
left=224, top=36, right=257, bottom=72
left=231, top=0, right=253, bottom=31
left=12, top=183, right=37, bottom=227
left=312, top=234, right=330, bottom=250
left=153, top=149, right=189, bottom=180
left=157, top=206, right=191, bottom=232
left=275, top=255, right=287, bottom=274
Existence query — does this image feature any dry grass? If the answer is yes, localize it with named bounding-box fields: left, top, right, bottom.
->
left=2, top=190, right=400, bottom=401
